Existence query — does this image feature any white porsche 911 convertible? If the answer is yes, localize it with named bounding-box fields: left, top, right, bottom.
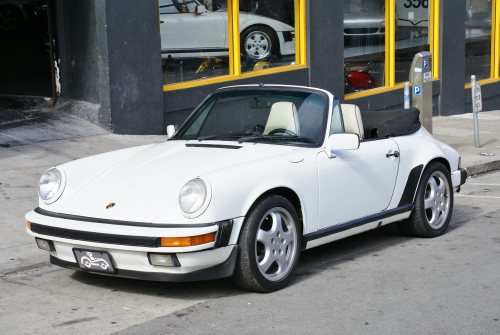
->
left=26, top=84, right=467, bottom=292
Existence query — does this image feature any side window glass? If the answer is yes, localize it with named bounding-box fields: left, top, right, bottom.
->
left=160, top=0, right=179, bottom=14
left=329, top=100, right=343, bottom=135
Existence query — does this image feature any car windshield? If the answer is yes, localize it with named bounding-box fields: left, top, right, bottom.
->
left=172, top=88, right=328, bottom=146
left=344, top=0, right=383, bottom=15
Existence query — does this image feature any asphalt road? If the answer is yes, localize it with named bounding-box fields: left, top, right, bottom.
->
left=1, top=170, right=499, bottom=334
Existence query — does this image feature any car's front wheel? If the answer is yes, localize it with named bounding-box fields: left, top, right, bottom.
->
left=232, top=195, right=301, bottom=292
left=241, top=25, right=278, bottom=61
left=398, top=162, right=454, bottom=237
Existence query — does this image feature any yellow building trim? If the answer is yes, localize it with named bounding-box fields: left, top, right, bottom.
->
left=464, top=77, right=500, bottom=89
left=345, top=83, right=407, bottom=100
left=298, top=0, right=307, bottom=65
left=491, top=0, right=500, bottom=79
left=227, top=0, right=240, bottom=75
left=430, top=0, right=440, bottom=79
left=163, top=65, right=307, bottom=91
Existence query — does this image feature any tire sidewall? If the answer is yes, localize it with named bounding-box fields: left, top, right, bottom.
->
left=414, top=162, right=454, bottom=237
left=239, top=195, right=302, bottom=292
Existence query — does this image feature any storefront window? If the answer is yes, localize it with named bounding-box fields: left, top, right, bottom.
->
left=344, top=0, right=439, bottom=97
left=464, top=0, right=492, bottom=83
left=160, top=0, right=303, bottom=88
left=395, top=0, right=430, bottom=84
left=238, top=0, right=296, bottom=73
left=160, top=0, right=230, bottom=84
left=343, top=0, right=386, bottom=94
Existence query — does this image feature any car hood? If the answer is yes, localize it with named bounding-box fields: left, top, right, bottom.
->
left=53, top=140, right=297, bottom=223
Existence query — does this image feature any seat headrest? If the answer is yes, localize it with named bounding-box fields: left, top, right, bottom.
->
left=264, top=102, right=300, bottom=135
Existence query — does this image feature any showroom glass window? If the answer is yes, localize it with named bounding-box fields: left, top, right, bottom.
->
left=464, top=0, right=493, bottom=83
left=159, top=0, right=230, bottom=85
left=238, top=0, right=296, bottom=74
left=344, top=0, right=439, bottom=98
left=160, top=0, right=305, bottom=88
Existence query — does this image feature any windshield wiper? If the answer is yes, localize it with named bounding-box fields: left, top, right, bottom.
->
left=237, top=135, right=316, bottom=144
left=197, top=131, right=261, bottom=142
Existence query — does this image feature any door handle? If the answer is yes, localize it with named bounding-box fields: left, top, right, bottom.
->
left=386, top=151, right=400, bottom=158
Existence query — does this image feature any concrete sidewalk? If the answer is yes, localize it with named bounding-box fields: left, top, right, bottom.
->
left=0, top=108, right=499, bottom=276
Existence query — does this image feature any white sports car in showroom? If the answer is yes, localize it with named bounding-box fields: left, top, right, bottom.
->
left=159, top=0, right=295, bottom=60
left=26, top=85, right=467, bottom=292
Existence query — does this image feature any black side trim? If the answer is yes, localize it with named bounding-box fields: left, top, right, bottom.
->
left=185, top=144, right=242, bottom=149
left=459, top=168, right=468, bottom=185
left=215, top=220, right=233, bottom=248
left=34, top=208, right=217, bottom=228
left=50, top=246, right=238, bottom=282
left=398, top=164, right=424, bottom=207
left=282, top=31, right=293, bottom=42
left=303, top=204, right=414, bottom=244
left=31, top=223, right=160, bottom=247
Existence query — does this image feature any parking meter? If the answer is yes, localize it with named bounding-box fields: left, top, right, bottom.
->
left=409, top=51, right=433, bottom=134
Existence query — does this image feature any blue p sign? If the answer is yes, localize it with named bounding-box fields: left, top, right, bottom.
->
left=414, top=86, right=421, bottom=95
left=423, top=59, right=429, bottom=69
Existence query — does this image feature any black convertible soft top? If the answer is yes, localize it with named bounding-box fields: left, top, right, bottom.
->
left=360, top=108, right=421, bottom=139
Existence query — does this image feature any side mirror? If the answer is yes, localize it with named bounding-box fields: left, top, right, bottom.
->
left=166, top=125, right=176, bottom=138
left=196, top=5, right=206, bottom=15
left=326, top=133, right=360, bottom=158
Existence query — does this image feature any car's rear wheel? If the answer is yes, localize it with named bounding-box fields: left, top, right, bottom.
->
left=397, top=162, right=453, bottom=237
left=0, top=6, right=22, bottom=32
left=241, top=25, right=278, bottom=61
left=232, top=195, right=301, bottom=292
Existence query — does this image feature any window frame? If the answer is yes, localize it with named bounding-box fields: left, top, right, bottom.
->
left=162, top=0, right=307, bottom=91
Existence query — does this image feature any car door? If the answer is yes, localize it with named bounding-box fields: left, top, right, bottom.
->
left=317, top=135, right=400, bottom=230
left=160, top=0, right=226, bottom=54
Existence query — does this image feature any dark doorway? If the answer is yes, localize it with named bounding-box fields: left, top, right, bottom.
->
left=0, top=0, right=52, bottom=96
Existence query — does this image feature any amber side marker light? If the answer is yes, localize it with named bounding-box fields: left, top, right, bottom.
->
left=458, top=157, right=462, bottom=169
left=160, top=232, right=216, bottom=247
left=27, top=221, right=32, bottom=230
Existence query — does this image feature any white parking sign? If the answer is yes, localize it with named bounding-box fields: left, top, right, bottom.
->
left=423, top=72, right=432, bottom=83
left=414, top=86, right=422, bottom=95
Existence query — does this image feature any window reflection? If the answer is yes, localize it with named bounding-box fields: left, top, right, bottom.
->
left=160, top=0, right=230, bottom=84
left=239, top=0, right=296, bottom=73
left=160, top=0, right=297, bottom=85
left=343, top=0, right=385, bottom=94
left=464, top=0, right=492, bottom=83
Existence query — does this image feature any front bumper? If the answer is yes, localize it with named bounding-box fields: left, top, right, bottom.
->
left=452, top=168, right=468, bottom=190
left=26, top=209, right=244, bottom=281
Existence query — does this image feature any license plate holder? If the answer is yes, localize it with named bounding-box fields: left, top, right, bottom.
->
left=73, top=248, right=116, bottom=274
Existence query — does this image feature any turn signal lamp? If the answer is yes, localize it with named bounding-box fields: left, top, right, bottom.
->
left=160, top=232, right=216, bottom=247
left=27, top=221, right=32, bottom=230
left=458, top=157, right=462, bottom=168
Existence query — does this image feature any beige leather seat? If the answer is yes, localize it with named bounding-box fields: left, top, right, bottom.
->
left=264, top=102, right=300, bottom=135
left=341, top=104, right=364, bottom=140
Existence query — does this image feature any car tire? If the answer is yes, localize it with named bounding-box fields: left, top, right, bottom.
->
left=397, top=162, right=454, bottom=238
left=0, top=6, right=22, bottom=32
left=241, top=25, right=278, bottom=61
left=232, top=194, right=301, bottom=292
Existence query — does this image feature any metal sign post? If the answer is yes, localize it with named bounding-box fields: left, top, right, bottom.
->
left=409, top=52, right=433, bottom=133
left=471, top=75, right=482, bottom=148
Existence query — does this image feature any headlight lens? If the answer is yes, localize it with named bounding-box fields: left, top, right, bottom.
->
left=38, top=168, right=62, bottom=201
left=179, top=179, right=207, bottom=214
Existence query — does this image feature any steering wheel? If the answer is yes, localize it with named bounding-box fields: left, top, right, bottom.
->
left=268, top=128, right=296, bottom=136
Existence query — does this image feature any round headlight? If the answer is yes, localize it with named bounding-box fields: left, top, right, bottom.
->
left=179, top=179, right=207, bottom=214
left=38, top=168, right=62, bottom=201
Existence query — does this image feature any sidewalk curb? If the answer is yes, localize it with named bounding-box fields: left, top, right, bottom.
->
left=465, top=159, right=500, bottom=176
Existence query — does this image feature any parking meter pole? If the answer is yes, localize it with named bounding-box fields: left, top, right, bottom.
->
left=404, top=82, right=410, bottom=109
left=471, top=75, right=481, bottom=148
left=409, top=52, right=433, bottom=134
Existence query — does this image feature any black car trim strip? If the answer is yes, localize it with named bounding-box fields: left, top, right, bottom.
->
left=459, top=168, right=468, bottom=185
left=34, top=208, right=217, bottom=228
left=49, top=245, right=238, bottom=282
left=31, top=223, right=160, bottom=247
left=303, top=204, right=414, bottom=244
left=397, top=164, right=424, bottom=207
left=185, top=144, right=242, bottom=149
